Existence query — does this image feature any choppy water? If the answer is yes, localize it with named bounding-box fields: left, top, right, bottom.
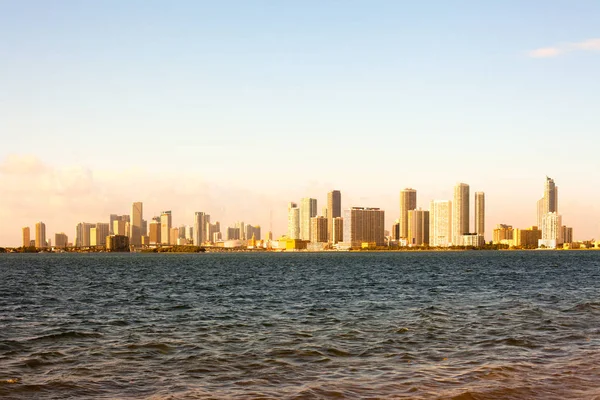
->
left=1, top=251, right=600, bottom=399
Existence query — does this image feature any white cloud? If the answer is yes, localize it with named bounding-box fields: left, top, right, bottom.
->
left=528, top=37, right=600, bottom=58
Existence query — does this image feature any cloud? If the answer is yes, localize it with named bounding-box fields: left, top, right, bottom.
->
left=528, top=37, right=600, bottom=58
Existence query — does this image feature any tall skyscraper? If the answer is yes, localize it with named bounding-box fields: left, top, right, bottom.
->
left=22, top=227, right=30, bottom=248
left=93, top=223, right=110, bottom=247
left=399, top=188, right=417, bottom=239
left=429, top=200, right=452, bottom=247
left=537, top=176, right=558, bottom=227
left=130, top=202, right=143, bottom=247
left=35, top=221, right=46, bottom=248
left=407, top=208, right=430, bottom=246
left=161, top=211, right=172, bottom=245
left=194, top=212, right=207, bottom=245
left=474, top=192, right=485, bottom=238
left=300, top=198, right=317, bottom=241
left=452, top=183, right=470, bottom=245
left=342, top=207, right=385, bottom=247
left=288, top=202, right=300, bottom=239
left=327, top=190, right=341, bottom=242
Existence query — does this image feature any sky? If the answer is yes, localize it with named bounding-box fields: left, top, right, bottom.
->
left=1, top=0, right=599, bottom=246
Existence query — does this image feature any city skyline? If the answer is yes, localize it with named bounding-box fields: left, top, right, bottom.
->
left=9, top=176, right=590, bottom=249
left=1, top=2, right=599, bottom=246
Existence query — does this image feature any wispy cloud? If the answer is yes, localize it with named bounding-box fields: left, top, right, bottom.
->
left=528, top=38, right=600, bottom=58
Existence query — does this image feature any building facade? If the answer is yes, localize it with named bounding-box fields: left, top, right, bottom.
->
left=342, top=207, right=385, bottom=247
left=429, top=200, right=452, bottom=247
left=474, top=192, right=485, bottom=238
left=22, top=227, right=30, bottom=248
left=399, top=188, right=417, bottom=240
left=327, top=190, right=341, bottom=242
left=130, top=201, right=143, bottom=247
left=407, top=208, right=429, bottom=246
left=300, top=198, right=317, bottom=241
left=310, top=216, right=328, bottom=243
left=161, top=211, right=172, bottom=245
left=452, top=183, right=470, bottom=245
left=287, top=202, right=300, bottom=239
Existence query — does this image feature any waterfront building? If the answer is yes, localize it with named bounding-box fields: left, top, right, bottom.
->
left=462, top=233, right=485, bottom=247
left=310, top=216, right=328, bottom=243
left=22, top=227, right=30, bottom=248
left=512, top=226, right=542, bottom=248
left=130, top=202, right=143, bottom=247
left=407, top=208, right=429, bottom=246
left=161, top=211, right=172, bottom=245
left=186, top=226, right=194, bottom=241
left=537, top=176, right=558, bottom=227
left=539, top=212, right=563, bottom=248
left=149, top=220, right=161, bottom=244
left=35, top=221, right=46, bottom=248
left=194, top=212, right=207, bottom=245
left=94, top=223, right=109, bottom=247
left=287, top=202, right=300, bottom=239
left=453, top=183, right=470, bottom=245
left=562, top=226, right=573, bottom=244
left=493, top=224, right=513, bottom=244
left=75, top=222, right=95, bottom=248
left=327, top=190, right=341, bottom=242
left=109, top=214, right=118, bottom=235
left=245, top=225, right=261, bottom=241
left=429, top=200, right=452, bottom=247
left=55, top=233, right=68, bottom=248
left=391, top=220, right=400, bottom=241
left=399, top=188, right=417, bottom=240
left=169, top=228, right=179, bottom=246
left=474, top=192, right=485, bottom=238
left=342, top=207, right=385, bottom=247
left=227, top=227, right=241, bottom=240
left=300, top=198, right=317, bottom=241
left=106, top=235, right=129, bottom=252
left=332, top=217, right=343, bottom=244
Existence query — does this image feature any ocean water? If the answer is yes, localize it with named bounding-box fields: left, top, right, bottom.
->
left=1, top=251, right=600, bottom=399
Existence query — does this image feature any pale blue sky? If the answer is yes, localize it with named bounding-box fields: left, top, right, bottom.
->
left=1, top=1, right=599, bottom=245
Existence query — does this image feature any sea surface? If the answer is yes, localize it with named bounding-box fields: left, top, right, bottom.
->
left=1, top=251, right=600, bottom=399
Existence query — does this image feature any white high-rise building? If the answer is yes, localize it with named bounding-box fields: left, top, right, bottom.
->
left=287, top=202, right=300, bottom=239
left=430, top=200, right=452, bottom=247
left=537, top=177, right=558, bottom=227
left=300, top=198, right=317, bottom=241
left=539, top=212, right=563, bottom=248
left=452, top=183, right=470, bottom=245
left=161, top=211, right=172, bottom=245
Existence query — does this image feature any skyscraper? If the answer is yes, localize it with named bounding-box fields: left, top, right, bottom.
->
left=22, top=227, right=30, bottom=248
left=76, top=222, right=95, bottom=248
left=342, top=207, right=385, bottom=247
left=149, top=220, right=161, bottom=244
left=407, top=208, right=429, bottom=246
left=429, top=200, right=452, bottom=247
left=327, top=190, right=341, bottom=242
left=287, top=202, right=300, bottom=239
left=35, top=221, right=46, bottom=248
left=194, top=212, right=207, bottom=246
left=537, top=176, right=558, bottom=227
left=474, top=192, right=485, bottom=238
left=55, top=233, right=68, bottom=248
left=300, top=198, right=317, bottom=241
left=161, top=211, right=172, bottom=245
left=130, top=202, right=143, bottom=247
left=399, top=188, right=417, bottom=239
left=540, top=212, right=563, bottom=248
left=452, top=183, right=470, bottom=245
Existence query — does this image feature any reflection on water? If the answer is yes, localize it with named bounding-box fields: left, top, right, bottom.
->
left=1, top=251, right=600, bottom=399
